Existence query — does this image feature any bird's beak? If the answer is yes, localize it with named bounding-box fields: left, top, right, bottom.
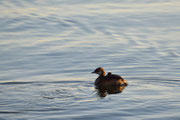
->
left=92, top=71, right=95, bottom=74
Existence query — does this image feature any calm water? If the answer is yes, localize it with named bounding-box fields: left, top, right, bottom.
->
left=0, top=0, right=180, bottom=120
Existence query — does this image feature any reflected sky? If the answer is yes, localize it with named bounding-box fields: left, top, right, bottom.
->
left=1, top=1, right=180, bottom=17
left=0, top=0, right=180, bottom=120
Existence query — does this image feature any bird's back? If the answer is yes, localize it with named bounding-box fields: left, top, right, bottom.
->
left=95, top=73, right=127, bottom=87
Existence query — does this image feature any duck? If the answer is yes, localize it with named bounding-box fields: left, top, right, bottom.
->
left=92, top=67, right=128, bottom=87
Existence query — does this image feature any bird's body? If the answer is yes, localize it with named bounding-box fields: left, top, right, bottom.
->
left=92, top=67, right=128, bottom=87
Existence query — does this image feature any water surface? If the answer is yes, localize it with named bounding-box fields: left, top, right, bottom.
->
left=0, top=0, right=180, bottom=120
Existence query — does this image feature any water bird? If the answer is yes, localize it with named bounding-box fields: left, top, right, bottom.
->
left=92, top=67, right=128, bottom=87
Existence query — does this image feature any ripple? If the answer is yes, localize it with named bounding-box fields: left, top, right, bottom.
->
left=0, top=81, right=34, bottom=85
left=0, top=111, right=22, bottom=114
left=0, top=0, right=180, bottom=120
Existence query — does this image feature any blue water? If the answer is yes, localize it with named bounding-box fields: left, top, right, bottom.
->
left=0, top=0, right=180, bottom=120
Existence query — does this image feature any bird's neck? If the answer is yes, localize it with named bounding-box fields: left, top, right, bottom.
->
left=99, top=72, right=105, bottom=77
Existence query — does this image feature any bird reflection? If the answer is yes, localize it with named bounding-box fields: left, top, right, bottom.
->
left=92, top=67, right=128, bottom=98
left=95, top=85, right=126, bottom=98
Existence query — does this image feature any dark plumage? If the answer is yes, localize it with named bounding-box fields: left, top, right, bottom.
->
left=92, top=67, right=128, bottom=87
